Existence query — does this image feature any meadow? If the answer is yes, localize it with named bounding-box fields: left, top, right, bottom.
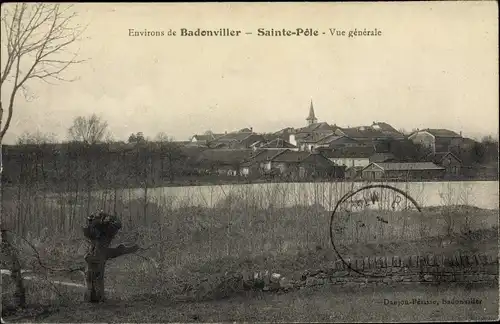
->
left=1, top=180, right=499, bottom=322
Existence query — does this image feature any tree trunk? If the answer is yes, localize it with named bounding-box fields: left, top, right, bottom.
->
left=1, top=230, right=26, bottom=308
left=84, top=243, right=108, bottom=303
left=82, top=212, right=139, bottom=303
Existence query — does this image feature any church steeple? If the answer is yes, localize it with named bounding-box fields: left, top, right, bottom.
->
left=306, top=99, right=317, bottom=125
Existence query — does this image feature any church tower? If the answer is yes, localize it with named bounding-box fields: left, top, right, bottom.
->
left=306, top=99, right=318, bottom=126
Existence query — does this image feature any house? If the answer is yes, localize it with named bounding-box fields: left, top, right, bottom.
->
left=208, top=129, right=265, bottom=149
left=408, top=128, right=462, bottom=153
left=425, top=151, right=462, bottom=176
left=447, top=137, right=478, bottom=160
left=293, top=124, right=339, bottom=151
left=370, top=122, right=405, bottom=139
left=296, top=132, right=331, bottom=152
left=313, top=135, right=369, bottom=153
left=295, top=152, right=345, bottom=179
left=265, top=127, right=296, bottom=142
left=261, top=128, right=297, bottom=147
left=240, top=149, right=288, bottom=176
left=296, top=121, right=338, bottom=136
left=361, top=162, right=445, bottom=181
left=373, top=138, right=422, bottom=162
left=190, top=133, right=224, bottom=146
left=249, top=141, right=264, bottom=150
left=269, top=150, right=343, bottom=179
left=345, top=166, right=364, bottom=180
left=269, top=150, right=311, bottom=174
left=369, top=152, right=397, bottom=163
left=459, top=137, right=477, bottom=150
left=258, top=138, right=298, bottom=151
left=321, top=146, right=376, bottom=168
left=335, top=123, right=402, bottom=141
left=194, top=149, right=255, bottom=176
left=238, top=134, right=266, bottom=149
left=332, top=122, right=405, bottom=151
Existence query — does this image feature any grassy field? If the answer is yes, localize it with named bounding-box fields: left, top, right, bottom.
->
left=4, top=281, right=499, bottom=322
left=1, top=184, right=499, bottom=322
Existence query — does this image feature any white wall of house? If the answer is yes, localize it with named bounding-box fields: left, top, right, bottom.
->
left=299, top=143, right=314, bottom=152
left=262, top=161, right=272, bottom=171
left=329, top=157, right=370, bottom=168
left=289, top=134, right=297, bottom=147
left=191, top=137, right=198, bottom=143
left=408, top=131, right=436, bottom=153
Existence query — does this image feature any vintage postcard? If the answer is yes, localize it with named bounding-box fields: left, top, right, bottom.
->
left=1, top=1, right=498, bottom=323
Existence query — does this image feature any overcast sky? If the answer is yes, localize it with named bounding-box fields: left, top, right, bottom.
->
left=1, top=2, right=498, bottom=144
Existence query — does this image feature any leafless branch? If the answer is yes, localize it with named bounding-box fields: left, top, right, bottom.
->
left=3, top=228, right=86, bottom=273
left=0, top=3, right=87, bottom=141
left=68, top=114, right=110, bottom=144
left=17, top=130, right=58, bottom=144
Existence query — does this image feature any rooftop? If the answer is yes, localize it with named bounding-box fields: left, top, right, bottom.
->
left=260, top=138, right=297, bottom=149
left=322, top=146, right=376, bottom=158
left=195, top=149, right=255, bottom=165
left=337, top=122, right=404, bottom=139
left=367, top=162, right=445, bottom=171
left=296, top=122, right=337, bottom=134
left=369, top=152, right=397, bottom=163
left=210, top=132, right=256, bottom=143
left=272, top=150, right=311, bottom=163
left=315, top=134, right=360, bottom=146
left=414, top=128, right=462, bottom=138
left=241, top=149, right=288, bottom=166
left=425, top=152, right=462, bottom=164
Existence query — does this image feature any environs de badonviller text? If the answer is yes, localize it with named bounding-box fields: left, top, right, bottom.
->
left=128, top=28, right=383, bottom=38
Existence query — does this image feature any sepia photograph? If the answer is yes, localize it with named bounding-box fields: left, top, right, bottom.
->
left=1, top=2, right=498, bottom=323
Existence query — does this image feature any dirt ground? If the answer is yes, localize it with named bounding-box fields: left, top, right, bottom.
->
left=4, top=281, right=498, bottom=323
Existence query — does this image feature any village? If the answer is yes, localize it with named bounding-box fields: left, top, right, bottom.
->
left=2, top=99, right=497, bottom=190
left=168, top=100, right=497, bottom=182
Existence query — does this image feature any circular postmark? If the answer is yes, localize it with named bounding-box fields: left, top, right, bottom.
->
left=329, top=184, right=422, bottom=277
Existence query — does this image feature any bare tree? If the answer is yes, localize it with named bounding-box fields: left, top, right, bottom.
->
left=155, top=131, right=173, bottom=142
left=68, top=114, right=109, bottom=145
left=0, top=3, right=86, bottom=144
left=0, top=3, right=85, bottom=309
left=16, top=130, right=57, bottom=144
